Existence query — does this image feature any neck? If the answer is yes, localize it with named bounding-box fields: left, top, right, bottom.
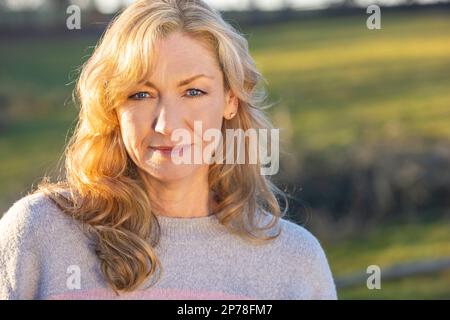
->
left=140, top=167, right=216, bottom=218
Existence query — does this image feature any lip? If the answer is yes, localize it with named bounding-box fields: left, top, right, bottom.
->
left=149, top=146, right=174, bottom=157
left=149, top=144, right=192, bottom=157
left=150, top=146, right=174, bottom=151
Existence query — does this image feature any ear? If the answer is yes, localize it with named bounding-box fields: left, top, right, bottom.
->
left=223, top=90, right=239, bottom=120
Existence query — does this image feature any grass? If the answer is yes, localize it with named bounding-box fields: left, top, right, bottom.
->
left=338, top=269, right=450, bottom=299
left=0, top=36, right=91, bottom=209
left=324, top=219, right=450, bottom=299
left=248, top=11, right=450, bottom=152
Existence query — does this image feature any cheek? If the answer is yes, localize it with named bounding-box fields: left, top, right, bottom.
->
left=189, top=96, right=224, bottom=130
left=118, top=108, right=151, bottom=153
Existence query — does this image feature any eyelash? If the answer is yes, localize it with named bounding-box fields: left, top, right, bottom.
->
left=185, top=88, right=207, bottom=98
left=128, top=88, right=206, bottom=100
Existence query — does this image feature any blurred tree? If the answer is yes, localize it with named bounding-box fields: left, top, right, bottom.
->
left=47, top=0, right=72, bottom=12
left=342, top=0, right=357, bottom=7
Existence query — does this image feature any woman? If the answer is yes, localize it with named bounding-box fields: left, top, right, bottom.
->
left=0, top=0, right=337, bottom=299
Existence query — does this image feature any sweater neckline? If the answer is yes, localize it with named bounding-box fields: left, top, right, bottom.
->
left=155, top=213, right=230, bottom=242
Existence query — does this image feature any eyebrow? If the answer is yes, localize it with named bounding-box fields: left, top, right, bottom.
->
left=142, top=74, right=214, bottom=89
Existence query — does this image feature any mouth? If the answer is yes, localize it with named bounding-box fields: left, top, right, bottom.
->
left=150, top=146, right=174, bottom=151
left=149, top=145, right=174, bottom=157
left=149, top=144, right=192, bottom=157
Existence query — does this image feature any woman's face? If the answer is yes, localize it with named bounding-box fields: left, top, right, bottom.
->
left=116, top=31, right=237, bottom=182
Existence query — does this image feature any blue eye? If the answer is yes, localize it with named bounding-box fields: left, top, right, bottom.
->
left=128, top=92, right=151, bottom=100
left=185, top=88, right=206, bottom=98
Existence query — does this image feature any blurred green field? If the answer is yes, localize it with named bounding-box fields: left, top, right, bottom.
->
left=250, top=12, right=450, bottom=152
left=327, top=219, right=450, bottom=299
left=1, top=10, right=449, bottom=299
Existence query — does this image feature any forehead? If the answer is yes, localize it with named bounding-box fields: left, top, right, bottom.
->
left=148, top=32, right=221, bottom=81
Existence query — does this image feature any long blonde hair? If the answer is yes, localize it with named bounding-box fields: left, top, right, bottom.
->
left=37, top=0, right=287, bottom=295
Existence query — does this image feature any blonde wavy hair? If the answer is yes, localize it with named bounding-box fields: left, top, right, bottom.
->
left=37, top=0, right=288, bottom=295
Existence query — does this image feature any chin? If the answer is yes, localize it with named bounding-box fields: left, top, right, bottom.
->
left=142, top=161, right=203, bottom=182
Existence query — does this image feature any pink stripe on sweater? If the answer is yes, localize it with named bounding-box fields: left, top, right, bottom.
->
left=45, top=287, right=256, bottom=300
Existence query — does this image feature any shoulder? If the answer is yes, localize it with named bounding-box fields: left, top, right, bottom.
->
left=271, top=217, right=338, bottom=299
left=1, top=193, right=50, bottom=243
left=0, top=191, right=84, bottom=299
left=0, top=191, right=79, bottom=251
left=276, top=217, right=326, bottom=258
left=253, top=214, right=330, bottom=268
left=252, top=213, right=325, bottom=257
left=1, top=192, right=63, bottom=230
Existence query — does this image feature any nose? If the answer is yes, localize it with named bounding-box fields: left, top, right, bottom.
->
left=153, top=100, right=180, bottom=137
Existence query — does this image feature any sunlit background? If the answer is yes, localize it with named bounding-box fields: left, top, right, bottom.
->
left=1, top=0, right=450, bottom=299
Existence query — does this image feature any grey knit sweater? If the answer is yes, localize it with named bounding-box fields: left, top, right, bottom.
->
left=0, top=192, right=337, bottom=300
